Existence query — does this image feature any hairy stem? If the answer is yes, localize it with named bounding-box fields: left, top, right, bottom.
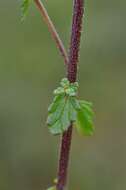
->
left=34, top=0, right=68, bottom=65
left=56, top=0, right=84, bottom=190
left=56, top=125, right=73, bottom=190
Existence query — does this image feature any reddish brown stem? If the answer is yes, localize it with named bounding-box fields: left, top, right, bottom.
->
left=56, top=125, right=73, bottom=190
left=56, top=0, right=84, bottom=190
left=34, top=0, right=69, bottom=65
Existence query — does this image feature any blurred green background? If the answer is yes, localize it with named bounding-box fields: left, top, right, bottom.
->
left=0, top=0, right=126, bottom=189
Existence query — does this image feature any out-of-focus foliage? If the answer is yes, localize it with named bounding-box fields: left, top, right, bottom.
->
left=21, top=0, right=31, bottom=21
left=0, top=0, right=126, bottom=190
left=47, top=186, right=56, bottom=190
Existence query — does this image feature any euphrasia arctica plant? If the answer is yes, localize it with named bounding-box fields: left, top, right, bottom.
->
left=20, top=0, right=95, bottom=189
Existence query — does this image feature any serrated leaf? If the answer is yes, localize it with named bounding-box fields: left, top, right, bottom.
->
left=21, top=0, right=31, bottom=21
left=47, top=97, right=71, bottom=135
left=76, top=110, right=94, bottom=136
left=49, top=120, right=63, bottom=135
left=79, top=100, right=94, bottom=117
left=75, top=101, right=95, bottom=136
left=47, top=96, right=78, bottom=135
left=68, top=98, right=77, bottom=121
left=61, top=98, right=72, bottom=131
left=47, top=96, right=65, bottom=126
left=70, top=97, right=80, bottom=110
left=54, top=87, right=64, bottom=95
left=79, top=100, right=93, bottom=107
left=47, top=78, right=95, bottom=136
left=48, top=95, right=64, bottom=113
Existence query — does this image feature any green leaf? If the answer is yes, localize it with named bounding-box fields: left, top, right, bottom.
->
left=47, top=186, right=56, bottom=190
left=47, top=96, right=78, bottom=135
left=75, top=101, right=95, bottom=136
left=53, top=78, right=78, bottom=97
left=65, top=87, right=76, bottom=96
left=68, top=97, right=77, bottom=121
left=79, top=100, right=93, bottom=107
left=61, top=98, right=71, bottom=131
left=47, top=78, right=95, bottom=136
left=79, top=100, right=94, bottom=117
left=47, top=96, right=65, bottom=126
left=47, top=97, right=71, bottom=135
left=70, top=97, right=80, bottom=110
left=54, top=87, right=64, bottom=95
left=21, top=0, right=31, bottom=21
left=48, top=95, right=64, bottom=113
left=60, top=78, right=70, bottom=88
left=49, top=120, right=63, bottom=135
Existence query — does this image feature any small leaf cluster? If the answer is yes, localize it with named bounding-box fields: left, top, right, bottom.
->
left=47, top=186, right=56, bottom=190
left=47, top=78, right=95, bottom=136
left=21, top=0, right=31, bottom=21
left=46, top=178, right=58, bottom=190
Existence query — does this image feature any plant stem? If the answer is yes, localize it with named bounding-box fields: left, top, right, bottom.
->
left=34, top=0, right=68, bottom=65
left=56, top=0, right=84, bottom=190
left=56, top=124, right=73, bottom=190
left=34, top=0, right=84, bottom=189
